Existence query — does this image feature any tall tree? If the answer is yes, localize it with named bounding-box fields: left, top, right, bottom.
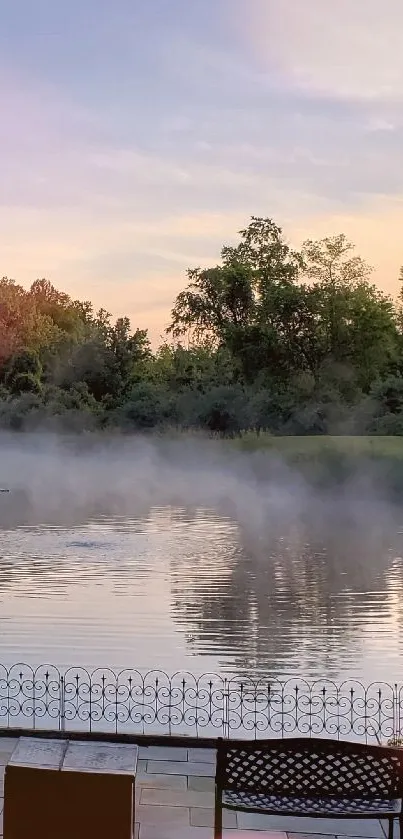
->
left=168, top=217, right=307, bottom=381
left=29, top=279, right=89, bottom=337
left=109, top=318, right=151, bottom=389
left=302, top=236, right=399, bottom=388
left=0, top=277, right=58, bottom=371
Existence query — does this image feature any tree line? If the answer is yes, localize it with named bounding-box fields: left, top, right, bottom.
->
left=1, top=216, right=403, bottom=435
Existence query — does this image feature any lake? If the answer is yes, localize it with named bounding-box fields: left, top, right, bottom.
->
left=1, top=497, right=403, bottom=684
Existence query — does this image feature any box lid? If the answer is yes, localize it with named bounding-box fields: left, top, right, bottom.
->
left=62, top=741, right=138, bottom=775
left=8, top=737, right=67, bottom=770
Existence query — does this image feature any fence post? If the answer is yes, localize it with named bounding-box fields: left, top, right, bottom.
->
left=60, top=675, right=65, bottom=733
left=223, top=680, right=229, bottom=739
left=394, top=683, right=399, bottom=744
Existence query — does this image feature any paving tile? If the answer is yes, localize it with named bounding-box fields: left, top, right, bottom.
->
left=147, top=760, right=215, bottom=777
left=190, top=806, right=237, bottom=828
left=338, top=835, right=388, bottom=839
left=290, top=835, right=340, bottom=839
left=237, top=813, right=386, bottom=837
left=188, top=748, right=216, bottom=764
left=136, top=804, right=190, bottom=827
left=138, top=773, right=188, bottom=790
left=0, top=740, right=17, bottom=764
left=0, top=739, right=18, bottom=751
left=290, top=834, right=387, bottom=839
left=234, top=833, right=288, bottom=839
left=140, top=787, right=213, bottom=808
left=139, top=746, right=188, bottom=762
left=188, top=775, right=215, bottom=793
left=139, top=826, right=211, bottom=839
left=334, top=833, right=389, bottom=839
left=137, top=759, right=149, bottom=775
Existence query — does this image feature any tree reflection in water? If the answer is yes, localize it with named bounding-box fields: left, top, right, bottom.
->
left=170, top=505, right=403, bottom=681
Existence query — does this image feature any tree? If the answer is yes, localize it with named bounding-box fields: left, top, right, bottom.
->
left=109, top=318, right=151, bottom=389
left=167, top=217, right=308, bottom=382
left=167, top=263, right=255, bottom=345
left=4, top=349, right=43, bottom=395
left=1, top=217, right=402, bottom=436
left=302, top=235, right=371, bottom=356
left=0, top=277, right=58, bottom=371
left=221, top=216, right=302, bottom=288
left=29, top=279, right=88, bottom=337
left=56, top=337, right=121, bottom=402
left=114, top=381, right=173, bottom=430
left=153, top=340, right=236, bottom=392
left=302, top=236, right=399, bottom=388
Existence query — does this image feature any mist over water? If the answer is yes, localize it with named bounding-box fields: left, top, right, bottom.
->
left=0, top=432, right=403, bottom=682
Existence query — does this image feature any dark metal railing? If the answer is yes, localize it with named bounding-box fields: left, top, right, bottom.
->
left=0, top=664, right=401, bottom=743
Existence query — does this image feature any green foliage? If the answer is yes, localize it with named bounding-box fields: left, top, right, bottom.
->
left=1, top=215, right=403, bottom=436
left=113, top=382, right=173, bottom=430
left=193, top=384, right=250, bottom=436
left=4, top=350, right=43, bottom=395
left=10, top=372, right=42, bottom=395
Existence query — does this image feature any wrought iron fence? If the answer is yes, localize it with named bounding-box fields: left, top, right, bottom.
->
left=0, top=664, right=402, bottom=742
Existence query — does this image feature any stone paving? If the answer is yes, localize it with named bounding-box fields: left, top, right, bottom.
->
left=0, top=737, right=392, bottom=839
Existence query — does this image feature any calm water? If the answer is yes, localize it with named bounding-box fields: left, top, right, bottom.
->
left=1, top=505, right=403, bottom=683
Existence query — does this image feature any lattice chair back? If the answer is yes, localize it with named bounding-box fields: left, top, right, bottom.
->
left=216, top=738, right=403, bottom=802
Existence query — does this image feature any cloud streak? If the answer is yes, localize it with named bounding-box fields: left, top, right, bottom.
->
left=0, top=1, right=402, bottom=343
left=241, top=0, right=403, bottom=101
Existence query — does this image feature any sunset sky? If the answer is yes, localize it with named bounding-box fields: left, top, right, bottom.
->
left=1, top=0, right=402, bottom=344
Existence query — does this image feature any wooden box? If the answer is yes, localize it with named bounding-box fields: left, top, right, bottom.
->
left=3, top=737, right=138, bottom=839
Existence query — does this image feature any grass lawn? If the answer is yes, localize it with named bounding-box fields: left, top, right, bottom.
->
left=234, top=433, right=403, bottom=458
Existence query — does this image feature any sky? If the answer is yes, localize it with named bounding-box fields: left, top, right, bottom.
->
left=1, top=0, right=402, bottom=345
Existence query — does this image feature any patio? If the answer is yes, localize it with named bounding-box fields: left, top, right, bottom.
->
left=0, top=737, right=392, bottom=839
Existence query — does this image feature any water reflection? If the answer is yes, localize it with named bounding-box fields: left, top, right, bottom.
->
left=170, top=514, right=403, bottom=681
left=0, top=505, right=403, bottom=682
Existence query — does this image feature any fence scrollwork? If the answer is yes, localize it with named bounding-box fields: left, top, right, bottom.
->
left=0, top=664, right=399, bottom=742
